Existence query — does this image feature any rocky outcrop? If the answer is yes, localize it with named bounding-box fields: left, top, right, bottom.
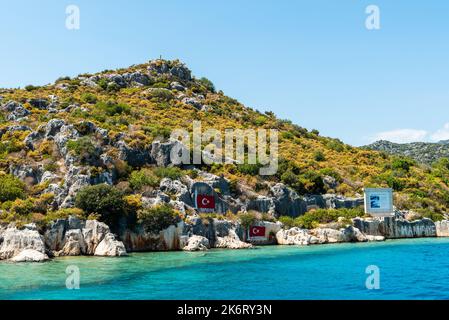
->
left=43, top=216, right=126, bottom=257
left=121, top=221, right=185, bottom=252
left=183, top=235, right=210, bottom=251
left=271, top=183, right=307, bottom=217
left=1, top=101, right=31, bottom=121
left=312, top=226, right=367, bottom=243
left=10, top=249, right=49, bottom=262
left=215, top=229, right=253, bottom=249
left=276, top=225, right=367, bottom=246
left=94, top=233, right=127, bottom=256
left=435, top=220, right=449, bottom=237
left=276, top=228, right=320, bottom=245
left=0, top=225, right=46, bottom=260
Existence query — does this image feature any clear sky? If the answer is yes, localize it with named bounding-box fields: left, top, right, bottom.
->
left=1, top=0, right=448, bottom=146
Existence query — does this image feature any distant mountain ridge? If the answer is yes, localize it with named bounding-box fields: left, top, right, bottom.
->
left=365, top=140, right=449, bottom=165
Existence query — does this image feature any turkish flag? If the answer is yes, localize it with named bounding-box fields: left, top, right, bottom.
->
left=196, top=195, right=215, bottom=209
left=249, top=226, right=266, bottom=237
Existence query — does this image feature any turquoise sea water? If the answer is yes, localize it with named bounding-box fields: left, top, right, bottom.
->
left=2, top=238, right=449, bottom=300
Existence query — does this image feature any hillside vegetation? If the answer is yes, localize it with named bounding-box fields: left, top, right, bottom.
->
left=365, top=140, right=449, bottom=165
left=0, top=59, right=448, bottom=227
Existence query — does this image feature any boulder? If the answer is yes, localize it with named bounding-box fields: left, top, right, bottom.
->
left=116, top=140, right=151, bottom=167
left=9, top=164, right=43, bottom=184
left=0, top=226, right=46, bottom=260
left=94, top=233, right=127, bottom=256
left=82, top=220, right=111, bottom=255
left=28, top=98, right=49, bottom=110
left=365, top=235, right=385, bottom=242
left=57, top=229, right=86, bottom=256
left=10, top=249, right=49, bottom=262
left=215, top=229, right=253, bottom=249
left=276, top=228, right=320, bottom=246
left=183, top=235, right=210, bottom=251
left=170, top=63, right=191, bottom=81
left=1, top=101, right=31, bottom=121
left=150, top=140, right=188, bottom=167
left=4, top=101, right=31, bottom=121
left=182, top=97, right=203, bottom=109
left=44, top=219, right=68, bottom=251
left=123, top=72, right=151, bottom=86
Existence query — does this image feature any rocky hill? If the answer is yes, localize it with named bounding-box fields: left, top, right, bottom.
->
left=0, top=59, right=449, bottom=261
left=365, top=140, right=449, bottom=165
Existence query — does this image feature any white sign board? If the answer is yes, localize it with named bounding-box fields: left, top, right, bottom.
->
left=364, top=188, right=394, bottom=217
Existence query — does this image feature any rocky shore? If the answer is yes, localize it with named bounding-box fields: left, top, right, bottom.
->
left=2, top=210, right=449, bottom=262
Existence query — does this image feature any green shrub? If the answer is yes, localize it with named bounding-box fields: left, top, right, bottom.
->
left=154, top=167, right=183, bottom=180
left=278, top=216, right=296, bottom=228
left=143, top=124, right=172, bottom=139
left=392, top=157, right=415, bottom=172
left=137, top=205, right=179, bottom=233
left=236, top=163, right=262, bottom=176
left=198, top=77, right=216, bottom=92
left=0, top=174, right=26, bottom=202
left=81, top=93, right=98, bottom=104
left=24, top=85, right=39, bottom=91
left=129, top=169, right=159, bottom=190
left=96, top=101, right=131, bottom=116
left=67, top=137, right=99, bottom=163
left=75, top=184, right=125, bottom=226
left=239, top=212, right=258, bottom=229
left=294, top=208, right=364, bottom=229
left=314, top=150, right=326, bottom=162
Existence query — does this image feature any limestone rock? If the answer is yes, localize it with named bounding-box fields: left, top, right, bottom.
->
left=436, top=220, right=449, bottom=237
left=57, top=229, right=86, bottom=256
left=276, top=228, right=319, bottom=246
left=183, top=235, right=210, bottom=251
left=10, top=249, right=49, bottom=262
left=0, top=226, right=46, bottom=260
left=94, top=233, right=127, bottom=256
left=82, top=220, right=111, bottom=255
left=214, top=229, right=252, bottom=249
left=271, top=183, right=307, bottom=217
left=365, top=235, right=385, bottom=242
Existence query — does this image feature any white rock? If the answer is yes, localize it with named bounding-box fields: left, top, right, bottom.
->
left=82, top=220, right=110, bottom=255
left=10, top=249, right=49, bottom=262
left=94, top=233, right=127, bottom=256
left=435, top=220, right=449, bottom=237
left=276, top=227, right=318, bottom=246
left=214, top=230, right=253, bottom=249
left=183, top=235, right=210, bottom=251
left=57, top=229, right=86, bottom=256
left=0, top=227, right=46, bottom=260
left=365, top=235, right=385, bottom=242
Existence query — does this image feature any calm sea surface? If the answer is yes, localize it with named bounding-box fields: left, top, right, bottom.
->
left=2, top=238, right=449, bottom=300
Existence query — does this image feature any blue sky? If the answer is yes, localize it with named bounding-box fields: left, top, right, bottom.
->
left=1, top=0, right=448, bottom=146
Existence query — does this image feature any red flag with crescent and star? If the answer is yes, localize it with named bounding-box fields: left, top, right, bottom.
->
left=196, top=194, right=215, bottom=209
left=249, top=226, right=266, bottom=238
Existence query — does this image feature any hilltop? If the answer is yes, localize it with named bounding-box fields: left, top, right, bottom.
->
left=0, top=58, right=448, bottom=235
left=365, top=140, right=449, bottom=165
